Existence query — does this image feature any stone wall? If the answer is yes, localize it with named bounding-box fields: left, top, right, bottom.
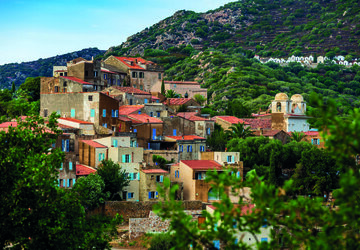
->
left=88, top=200, right=203, bottom=222
left=129, top=210, right=203, bottom=239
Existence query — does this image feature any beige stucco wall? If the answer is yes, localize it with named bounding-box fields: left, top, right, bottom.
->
left=94, top=136, right=132, bottom=148
left=214, top=152, right=240, bottom=165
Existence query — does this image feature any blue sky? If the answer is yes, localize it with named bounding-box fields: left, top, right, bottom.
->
left=0, top=0, right=234, bottom=65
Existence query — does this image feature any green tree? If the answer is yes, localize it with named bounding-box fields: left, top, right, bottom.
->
left=225, top=99, right=252, bottom=118
left=73, top=174, right=110, bottom=210
left=194, top=94, right=206, bottom=106
left=206, top=124, right=228, bottom=151
left=161, top=79, right=165, bottom=95
left=19, top=77, right=41, bottom=102
left=165, top=89, right=181, bottom=98
left=97, top=159, right=130, bottom=200
left=290, top=131, right=306, bottom=142
left=153, top=155, right=173, bottom=170
left=225, top=122, right=254, bottom=140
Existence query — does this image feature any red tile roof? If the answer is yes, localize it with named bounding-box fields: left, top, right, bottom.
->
left=166, top=98, right=194, bottom=106
left=76, top=164, right=97, bottom=176
left=101, top=69, right=116, bottom=74
left=304, top=131, right=319, bottom=136
left=128, top=114, right=163, bottom=124
left=142, top=169, right=168, bottom=174
left=60, top=76, right=94, bottom=85
left=242, top=118, right=272, bottom=129
left=112, top=86, right=151, bottom=95
left=176, top=112, right=207, bottom=121
left=0, top=121, right=18, bottom=128
left=118, top=116, right=133, bottom=122
left=182, top=160, right=223, bottom=170
left=166, top=135, right=206, bottom=141
left=118, top=105, right=144, bottom=115
left=151, top=96, right=160, bottom=100
left=59, top=117, right=93, bottom=124
left=114, top=57, right=153, bottom=70
left=164, top=80, right=200, bottom=85
left=215, top=116, right=250, bottom=125
left=81, top=140, right=107, bottom=148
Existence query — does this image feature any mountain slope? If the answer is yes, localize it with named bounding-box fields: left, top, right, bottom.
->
left=106, top=0, right=360, bottom=58
left=0, top=48, right=105, bottom=89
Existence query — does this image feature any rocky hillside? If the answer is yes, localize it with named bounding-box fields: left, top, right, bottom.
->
left=0, top=48, right=105, bottom=89
left=106, top=0, right=360, bottom=58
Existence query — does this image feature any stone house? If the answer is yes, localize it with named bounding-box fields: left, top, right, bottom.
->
left=176, top=112, right=215, bottom=138
left=40, top=92, right=122, bottom=132
left=143, top=150, right=179, bottom=167
left=212, top=116, right=250, bottom=131
left=78, top=140, right=108, bottom=168
left=93, top=134, right=137, bottom=148
left=164, top=80, right=208, bottom=99
left=67, top=59, right=101, bottom=85
left=103, top=56, right=164, bottom=92
left=58, top=117, right=95, bottom=135
left=165, top=135, right=207, bottom=161
left=161, top=116, right=196, bottom=137
left=108, top=147, right=144, bottom=201
left=170, top=160, right=227, bottom=202
left=302, top=131, right=325, bottom=148
left=164, top=98, right=201, bottom=112
left=57, top=133, right=77, bottom=189
left=127, top=114, right=164, bottom=149
left=104, top=86, right=152, bottom=105
left=139, top=169, right=170, bottom=201
left=41, top=76, right=97, bottom=94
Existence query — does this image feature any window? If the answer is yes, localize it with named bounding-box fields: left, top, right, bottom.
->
left=88, top=95, right=93, bottom=101
left=139, top=72, right=144, bottom=78
left=94, top=71, right=98, bottom=77
left=71, top=109, right=75, bottom=118
left=113, top=140, right=118, bottom=147
left=140, top=85, right=143, bottom=90
left=62, top=139, right=70, bottom=152
left=156, top=175, right=164, bottom=182
left=200, top=145, right=205, bottom=152
left=150, top=112, right=153, bottom=117
left=152, top=128, right=156, bottom=140
left=103, top=74, right=107, bottom=80
left=195, top=172, right=204, bottom=180
left=261, top=238, right=268, bottom=242
left=227, top=155, right=234, bottom=163
left=132, top=72, right=138, bottom=78
left=179, top=145, right=183, bottom=152
left=175, top=170, right=180, bottom=178
left=122, top=154, right=131, bottom=163
left=207, top=127, right=211, bottom=135
left=102, top=109, right=106, bottom=117
left=158, top=73, right=161, bottom=80
left=63, top=81, right=67, bottom=87
left=69, top=161, right=73, bottom=171
left=134, top=129, right=137, bottom=133
left=54, top=86, right=59, bottom=93
left=98, top=153, right=105, bottom=161
left=60, top=162, right=63, bottom=170
left=129, top=99, right=133, bottom=105
left=44, top=109, right=48, bottom=117
left=187, top=145, right=193, bottom=152
left=148, top=191, right=158, bottom=199
left=144, top=99, right=148, bottom=104
left=173, top=129, right=177, bottom=136
left=157, top=111, right=161, bottom=117
left=90, top=109, right=95, bottom=117
left=127, top=192, right=134, bottom=199
left=174, top=84, right=177, bottom=88
left=133, top=173, right=138, bottom=180
left=85, top=70, right=88, bottom=76
left=312, top=138, right=320, bottom=145
left=102, top=123, right=107, bottom=128
left=138, top=110, right=141, bottom=114
left=60, top=73, right=63, bottom=76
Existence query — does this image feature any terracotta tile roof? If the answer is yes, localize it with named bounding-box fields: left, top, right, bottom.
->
left=76, top=164, right=97, bottom=176
left=242, top=118, right=272, bottom=129
left=182, top=160, right=223, bottom=170
left=60, top=76, right=94, bottom=85
left=58, top=123, right=77, bottom=129
left=101, top=69, right=116, bottom=74
left=118, top=105, right=144, bottom=115
left=81, top=140, right=107, bottom=148
left=215, top=116, right=250, bottom=125
left=176, top=112, right=206, bottom=121
left=165, top=98, right=194, bottom=106
left=304, top=131, right=319, bottom=136
left=0, top=121, right=18, bottom=128
left=112, top=86, right=151, bottom=95
left=166, top=135, right=206, bottom=141
left=114, top=57, right=153, bottom=70
left=164, top=80, right=200, bottom=85
left=59, top=117, right=93, bottom=124
left=118, top=116, right=133, bottom=122
left=142, top=169, right=168, bottom=174
left=128, top=114, right=163, bottom=124
left=151, top=96, right=160, bottom=100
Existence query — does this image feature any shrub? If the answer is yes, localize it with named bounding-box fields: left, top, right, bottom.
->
left=149, top=233, right=175, bottom=250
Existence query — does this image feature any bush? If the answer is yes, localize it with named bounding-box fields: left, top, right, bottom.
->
left=149, top=233, right=175, bottom=250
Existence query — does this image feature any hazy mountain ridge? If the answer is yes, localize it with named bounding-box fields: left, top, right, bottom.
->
left=0, top=48, right=105, bottom=89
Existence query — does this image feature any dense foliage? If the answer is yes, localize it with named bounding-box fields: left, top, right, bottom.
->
left=155, top=94, right=360, bottom=249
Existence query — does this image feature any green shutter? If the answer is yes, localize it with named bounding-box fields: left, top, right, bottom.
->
left=122, top=155, right=125, bottom=163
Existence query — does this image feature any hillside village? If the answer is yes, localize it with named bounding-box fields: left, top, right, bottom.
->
left=0, top=55, right=328, bottom=245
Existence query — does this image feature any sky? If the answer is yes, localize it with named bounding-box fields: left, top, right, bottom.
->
left=0, top=0, right=234, bottom=65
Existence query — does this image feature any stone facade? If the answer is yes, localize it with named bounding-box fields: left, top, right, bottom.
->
left=161, top=116, right=196, bottom=137
left=139, top=169, right=170, bottom=201
left=164, top=81, right=208, bottom=99
left=143, top=150, right=179, bottom=166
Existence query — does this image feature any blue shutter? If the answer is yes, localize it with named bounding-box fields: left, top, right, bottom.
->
left=61, top=139, right=65, bottom=152
left=173, top=129, right=177, bottom=136
left=102, top=153, right=105, bottom=160
left=66, top=139, right=69, bottom=152
left=67, top=179, right=70, bottom=187
left=261, top=238, right=268, bottom=242
left=103, top=109, right=106, bottom=117
left=213, top=240, right=220, bottom=249
left=69, top=162, right=73, bottom=170
left=112, top=110, right=115, bottom=117
left=60, top=162, right=63, bottom=170
left=144, top=99, right=148, bottom=104
left=73, top=179, right=76, bottom=186
left=58, top=179, right=60, bottom=187
left=90, top=109, right=95, bottom=117
left=128, top=193, right=131, bottom=199
left=115, top=110, right=118, bottom=117
left=129, top=154, right=132, bottom=163
left=148, top=192, right=152, bottom=199
left=190, top=145, right=193, bottom=152
left=198, top=173, right=202, bottom=180
left=236, top=171, right=240, bottom=178
left=155, top=191, right=158, bottom=199
left=137, top=173, right=140, bottom=180
left=134, top=129, right=137, bottom=133
left=71, top=109, right=75, bottom=118
left=99, top=153, right=102, bottom=162
left=113, top=140, right=118, bottom=147
left=152, top=128, right=156, bottom=140
left=122, top=155, right=125, bottom=163
left=157, top=112, right=160, bottom=117
left=318, top=139, right=320, bottom=145
left=160, top=175, right=163, bottom=182
left=311, top=139, right=314, bottom=144
left=138, top=110, right=141, bottom=114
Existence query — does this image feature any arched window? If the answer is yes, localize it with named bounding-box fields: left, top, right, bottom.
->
left=276, top=102, right=281, bottom=112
